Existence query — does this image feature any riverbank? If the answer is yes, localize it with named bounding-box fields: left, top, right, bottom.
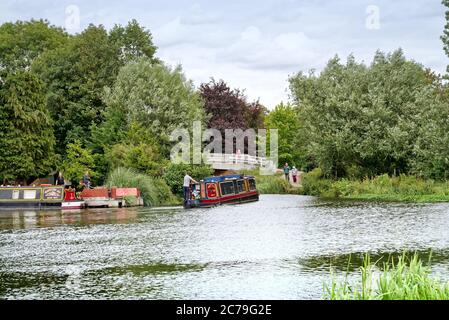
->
left=244, top=168, right=449, bottom=203
left=242, top=170, right=301, bottom=195
left=301, top=168, right=449, bottom=203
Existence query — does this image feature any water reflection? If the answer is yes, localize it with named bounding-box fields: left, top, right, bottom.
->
left=0, top=208, right=140, bottom=229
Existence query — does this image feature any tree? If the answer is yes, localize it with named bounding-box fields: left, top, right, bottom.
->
left=264, top=102, right=301, bottom=167
left=61, top=140, right=96, bottom=185
left=199, top=79, right=266, bottom=154
left=442, top=0, right=449, bottom=74
left=289, top=50, right=435, bottom=178
left=0, top=71, right=56, bottom=184
left=95, top=58, right=205, bottom=159
left=104, top=122, right=164, bottom=177
left=32, top=21, right=157, bottom=154
left=109, top=19, right=157, bottom=64
left=0, top=19, right=67, bottom=73
left=200, top=79, right=248, bottom=131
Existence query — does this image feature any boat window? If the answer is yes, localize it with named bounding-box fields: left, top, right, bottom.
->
left=220, top=181, right=235, bottom=195
left=248, top=178, right=257, bottom=191
left=236, top=180, right=245, bottom=193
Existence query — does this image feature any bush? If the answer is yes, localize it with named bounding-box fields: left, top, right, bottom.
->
left=106, top=167, right=177, bottom=206
left=301, top=168, right=332, bottom=196
left=300, top=169, right=449, bottom=202
left=163, top=163, right=213, bottom=197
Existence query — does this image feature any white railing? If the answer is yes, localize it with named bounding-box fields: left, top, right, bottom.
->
left=204, top=153, right=273, bottom=168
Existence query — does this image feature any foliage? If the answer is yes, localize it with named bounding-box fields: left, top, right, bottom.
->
left=106, top=167, right=178, bottom=206
left=109, top=19, right=157, bottom=64
left=32, top=21, right=157, bottom=154
left=97, top=58, right=205, bottom=158
left=289, top=50, right=449, bottom=179
left=0, top=70, right=56, bottom=184
left=301, top=169, right=449, bottom=202
left=325, top=252, right=449, bottom=300
left=61, top=140, right=96, bottom=185
left=200, top=79, right=266, bottom=132
left=264, top=102, right=302, bottom=167
left=442, top=0, right=449, bottom=75
left=163, top=163, right=213, bottom=197
left=103, top=122, right=165, bottom=177
left=0, top=19, right=67, bottom=73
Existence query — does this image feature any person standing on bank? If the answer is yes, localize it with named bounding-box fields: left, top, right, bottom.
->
left=283, top=163, right=291, bottom=182
left=291, top=166, right=298, bottom=183
left=56, top=172, right=65, bottom=186
left=82, top=171, right=91, bottom=189
left=183, top=173, right=198, bottom=203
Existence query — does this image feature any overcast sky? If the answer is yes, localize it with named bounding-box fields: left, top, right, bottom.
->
left=1, top=0, right=447, bottom=108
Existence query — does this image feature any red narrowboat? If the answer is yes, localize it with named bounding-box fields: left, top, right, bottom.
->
left=184, top=174, right=259, bottom=209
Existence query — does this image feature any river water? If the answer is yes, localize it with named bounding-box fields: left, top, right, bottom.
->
left=1, top=194, right=449, bottom=299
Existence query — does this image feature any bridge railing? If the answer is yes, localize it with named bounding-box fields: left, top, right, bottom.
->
left=204, top=153, right=273, bottom=167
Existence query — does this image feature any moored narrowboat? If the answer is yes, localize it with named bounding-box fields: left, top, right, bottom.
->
left=184, top=174, right=259, bottom=209
left=0, top=185, right=66, bottom=209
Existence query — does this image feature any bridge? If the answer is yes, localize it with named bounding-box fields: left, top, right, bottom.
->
left=204, top=153, right=277, bottom=173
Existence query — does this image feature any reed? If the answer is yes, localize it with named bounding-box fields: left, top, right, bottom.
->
left=325, top=252, right=449, bottom=300
left=106, top=167, right=179, bottom=206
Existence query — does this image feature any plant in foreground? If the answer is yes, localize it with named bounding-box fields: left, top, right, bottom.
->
left=325, top=252, right=449, bottom=300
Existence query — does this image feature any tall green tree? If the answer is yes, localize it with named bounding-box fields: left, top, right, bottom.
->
left=61, top=140, right=96, bottom=185
left=264, top=102, right=301, bottom=167
left=0, top=19, right=67, bottom=73
left=289, top=50, right=435, bottom=178
left=0, top=71, right=56, bottom=184
left=93, top=58, right=205, bottom=161
left=32, top=21, right=157, bottom=154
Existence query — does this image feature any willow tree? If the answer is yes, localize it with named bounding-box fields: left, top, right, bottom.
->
left=289, top=50, right=435, bottom=178
left=92, top=58, right=205, bottom=175
left=0, top=71, right=56, bottom=184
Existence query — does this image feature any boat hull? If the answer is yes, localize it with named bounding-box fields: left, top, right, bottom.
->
left=184, top=191, right=259, bottom=209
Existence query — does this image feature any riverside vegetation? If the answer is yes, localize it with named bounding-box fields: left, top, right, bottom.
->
left=1, top=2, right=449, bottom=205
left=325, top=252, right=449, bottom=300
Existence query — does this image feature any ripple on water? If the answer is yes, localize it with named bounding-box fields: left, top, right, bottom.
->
left=1, top=195, right=449, bottom=299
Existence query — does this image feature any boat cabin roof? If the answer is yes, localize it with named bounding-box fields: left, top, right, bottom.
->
left=202, top=174, right=255, bottom=183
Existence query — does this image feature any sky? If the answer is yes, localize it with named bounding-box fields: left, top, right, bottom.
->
left=0, top=0, right=447, bottom=108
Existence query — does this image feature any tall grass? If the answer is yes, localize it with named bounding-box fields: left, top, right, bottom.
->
left=325, top=252, right=449, bottom=300
left=302, top=168, right=449, bottom=202
left=106, top=167, right=179, bottom=206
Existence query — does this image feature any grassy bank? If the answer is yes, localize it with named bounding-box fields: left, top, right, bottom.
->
left=325, top=252, right=449, bottom=300
left=106, top=167, right=180, bottom=206
left=242, top=170, right=301, bottom=195
left=302, top=168, right=449, bottom=202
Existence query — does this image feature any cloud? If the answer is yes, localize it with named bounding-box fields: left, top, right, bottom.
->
left=218, top=26, right=325, bottom=71
left=0, top=0, right=447, bottom=109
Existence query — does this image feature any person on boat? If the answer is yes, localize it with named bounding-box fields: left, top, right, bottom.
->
left=283, top=163, right=291, bottom=182
left=82, top=171, right=91, bottom=189
left=291, top=166, right=298, bottom=183
left=183, top=173, right=198, bottom=203
left=56, top=172, right=65, bottom=186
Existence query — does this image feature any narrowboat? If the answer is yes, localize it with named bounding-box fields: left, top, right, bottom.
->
left=184, top=174, right=259, bottom=209
left=0, top=185, right=67, bottom=209
left=0, top=185, right=144, bottom=210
